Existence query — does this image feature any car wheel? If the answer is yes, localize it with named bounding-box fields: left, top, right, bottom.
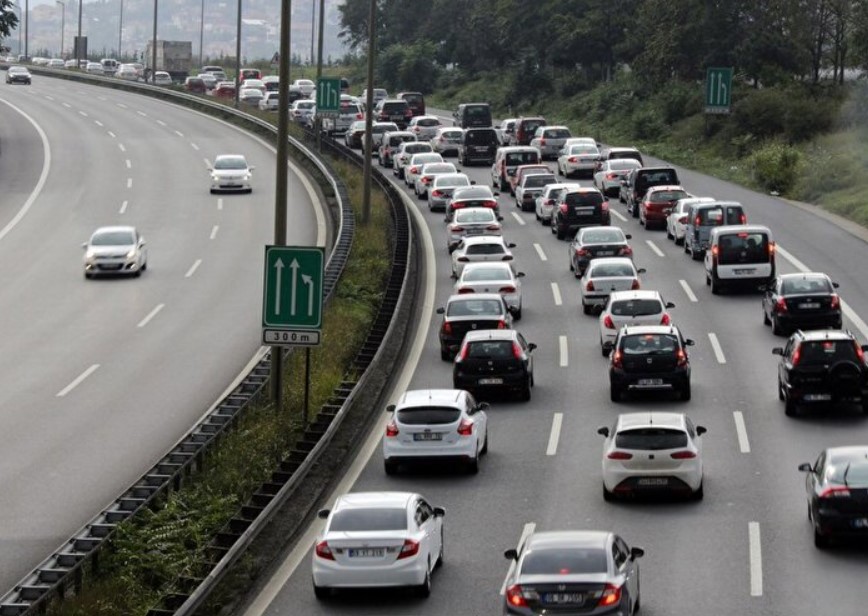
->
left=778, top=378, right=785, bottom=401
left=638, top=212, right=645, bottom=226
left=710, top=274, right=721, bottom=295
left=680, top=383, right=691, bottom=401
left=692, top=482, right=704, bottom=501
left=631, top=204, right=639, bottom=218
left=84, top=272, right=92, bottom=280
left=601, top=340, right=610, bottom=358
left=784, top=394, right=797, bottom=417
left=514, top=306, right=522, bottom=320
left=481, top=431, right=489, bottom=455
left=603, top=485, right=615, bottom=501
left=313, top=584, right=330, bottom=600
left=521, top=380, right=532, bottom=401
left=610, top=383, right=621, bottom=402
left=763, top=308, right=770, bottom=325
left=440, top=347, right=451, bottom=361
left=771, top=315, right=784, bottom=336
left=437, top=529, right=445, bottom=567
left=582, top=302, right=593, bottom=315
left=675, top=235, right=684, bottom=246
left=384, top=460, right=398, bottom=475
left=467, top=454, right=480, bottom=474
left=814, top=527, right=830, bottom=550
left=666, top=226, right=673, bottom=240
left=417, top=563, right=432, bottom=597
left=556, top=226, right=566, bottom=240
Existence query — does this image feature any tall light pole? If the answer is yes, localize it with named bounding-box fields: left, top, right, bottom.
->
left=76, top=0, right=82, bottom=66
left=198, top=0, right=204, bottom=68
left=362, top=0, right=376, bottom=224
left=24, top=0, right=28, bottom=60
left=118, top=0, right=123, bottom=59
left=234, top=0, right=241, bottom=107
left=151, top=0, right=157, bottom=83
left=310, top=0, right=315, bottom=67
left=56, top=1, right=65, bottom=58
left=12, top=3, right=21, bottom=56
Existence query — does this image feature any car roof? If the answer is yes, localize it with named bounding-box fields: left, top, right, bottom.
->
left=542, top=125, right=570, bottom=131
left=608, top=147, right=641, bottom=153
left=385, top=131, right=414, bottom=138
left=564, top=186, right=604, bottom=194
left=399, top=389, right=465, bottom=406
left=215, top=154, right=247, bottom=161
left=92, top=225, right=137, bottom=235
left=446, top=292, right=505, bottom=304
left=647, top=185, right=685, bottom=192
left=463, top=329, right=519, bottom=342
left=608, top=290, right=663, bottom=302
left=616, top=412, right=688, bottom=431
left=709, top=224, right=772, bottom=237
left=433, top=173, right=470, bottom=183
left=462, top=261, right=512, bottom=272
left=796, top=329, right=857, bottom=342
left=620, top=324, right=681, bottom=336
left=525, top=530, right=610, bottom=551
left=459, top=235, right=507, bottom=246
left=335, top=491, right=417, bottom=511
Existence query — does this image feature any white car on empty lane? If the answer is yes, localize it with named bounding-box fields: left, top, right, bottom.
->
left=82, top=226, right=148, bottom=278
left=209, top=154, right=254, bottom=193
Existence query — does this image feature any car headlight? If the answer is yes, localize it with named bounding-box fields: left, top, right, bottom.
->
left=211, top=174, right=219, bottom=181
left=243, top=174, right=251, bottom=181
left=126, top=248, right=137, bottom=259
left=85, top=251, right=96, bottom=264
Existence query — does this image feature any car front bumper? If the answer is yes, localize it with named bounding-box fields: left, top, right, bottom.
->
left=84, top=257, right=142, bottom=276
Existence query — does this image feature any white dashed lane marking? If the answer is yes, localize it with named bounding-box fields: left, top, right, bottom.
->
left=610, top=209, right=627, bottom=222
left=107, top=131, right=116, bottom=138
left=185, top=259, right=202, bottom=278
left=137, top=110, right=147, bottom=117
left=546, top=413, right=563, bottom=456
left=78, top=110, right=88, bottom=117
left=679, top=279, right=698, bottom=302
left=125, top=159, right=132, bottom=169
left=174, top=130, right=184, bottom=137
left=157, top=120, right=167, bottom=126
left=510, top=212, right=526, bottom=226
left=94, top=120, right=103, bottom=127
left=118, top=143, right=126, bottom=152
left=191, top=143, right=200, bottom=151
left=551, top=282, right=562, bottom=306
left=559, top=335, right=568, bottom=367
left=533, top=243, right=547, bottom=262
left=210, top=225, right=219, bottom=240
left=126, top=178, right=133, bottom=189
left=733, top=411, right=751, bottom=453
left=137, top=304, right=165, bottom=328
left=56, top=364, right=100, bottom=397
left=62, top=102, right=71, bottom=108
left=708, top=332, right=726, bottom=364
left=217, top=198, right=224, bottom=210
left=749, top=522, right=763, bottom=597
left=119, top=200, right=128, bottom=214
left=645, top=239, right=665, bottom=257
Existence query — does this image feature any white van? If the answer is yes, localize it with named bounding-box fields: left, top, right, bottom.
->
left=100, top=58, right=119, bottom=76
left=704, top=224, right=775, bottom=294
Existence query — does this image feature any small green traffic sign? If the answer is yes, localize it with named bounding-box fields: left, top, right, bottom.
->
left=316, top=77, right=341, bottom=114
left=705, top=67, right=733, bottom=114
left=262, top=246, right=324, bottom=330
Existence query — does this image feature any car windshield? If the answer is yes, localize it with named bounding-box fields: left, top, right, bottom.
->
left=397, top=406, right=461, bottom=425
left=390, top=135, right=415, bottom=145
left=92, top=231, right=135, bottom=246
left=798, top=340, right=859, bottom=365
left=446, top=299, right=503, bottom=317
left=611, top=299, right=662, bottom=317
left=826, top=458, right=868, bottom=486
left=565, top=192, right=604, bottom=206
left=621, top=334, right=678, bottom=355
left=456, top=211, right=496, bottom=224
left=650, top=190, right=687, bottom=202
left=467, top=341, right=515, bottom=359
left=506, top=152, right=539, bottom=165
left=521, top=547, right=608, bottom=575
left=615, top=428, right=688, bottom=450
left=525, top=175, right=557, bottom=188
left=590, top=263, right=634, bottom=277
left=717, top=232, right=770, bottom=265
left=454, top=188, right=491, bottom=200
left=582, top=229, right=623, bottom=243
left=214, top=157, right=247, bottom=170
left=329, top=508, right=407, bottom=532
left=466, top=244, right=505, bottom=255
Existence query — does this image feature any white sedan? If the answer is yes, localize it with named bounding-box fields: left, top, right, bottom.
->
left=413, top=162, right=458, bottom=199
left=153, top=71, right=173, bottom=86
left=593, top=159, right=642, bottom=198
left=405, top=152, right=444, bottom=187
left=598, top=412, right=706, bottom=500
left=312, top=491, right=445, bottom=599
left=450, top=236, right=516, bottom=278
left=209, top=154, right=254, bottom=193
left=453, top=262, right=524, bottom=318
left=580, top=257, right=645, bottom=315
left=446, top=207, right=503, bottom=253
left=557, top=143, right=600, bottom=178
left=666, top=196, right=715, bottom=245
left=82, top=226, right=148, bottom=278
left=598, top=290, right=675, bottom=355
left=383, top=389, right=488, bottom=474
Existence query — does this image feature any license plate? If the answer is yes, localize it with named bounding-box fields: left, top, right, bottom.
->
left=575, top=207, right=594, bottom=216
left=478, top=378, right=503, bottom=385
left=638, top=477, right=669, bottom=486
left=733, top=268, right=756, bottom=275
left=637, top=378, right=663, bottom=386
left=474, top=147, right=488, bottom=153
left=413, top=432, right=443, bottom=441
left=348, top=548, right=384, bottom=558
left=597, top=250, right=614, bottom=256
left=852, top=518, right=868, bottom=529
left=466, top=229, right=483, bottom=235
left=804, top=393, right=832, bottom=401
left=544, top=592, right=583, bottom=605
left=799, top=302, right=820, bottom=309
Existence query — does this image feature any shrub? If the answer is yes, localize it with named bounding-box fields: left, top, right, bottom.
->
left=733, top=88, right=788, bottom=139
left=749, top=141, right=803, bottom=194
left=631, top=106, right=666, bottom=141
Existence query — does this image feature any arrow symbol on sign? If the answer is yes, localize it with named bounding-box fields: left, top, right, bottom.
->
left=290, top=259, right=300, bottom=316
left=273, top=258, right=284, bottom=315
left=302, top=274, right=314, bottom=316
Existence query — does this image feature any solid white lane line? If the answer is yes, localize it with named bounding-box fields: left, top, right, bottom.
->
left=78, top=110, right=88, bottom=117
left=610, top=209, right=627, bottom=222
left=126, top=178, right=133, bottom=189
left=125, top=159, right=132, bottom=169
left=156, top=120, right=167, bottom=126
left=137, top=304, right=165, bottom=328
left=217, top=198, right=224, bottom=210
left=679, top=279, right=698, bottom=303
left=137, top=110, right=147, bottom=117
left=559, top=335, right=568, bottom=367
left=191, top=142, right=200, bottom=151
left=510, top=212, right=526, bottom=226
left=645, top=239, right=665, bottom=257
left=500, top=523, right=536, bottom=595
left=708, top=332, right=727, bottom=364
left=57, top=364, right=100, bottom=397
left=733, top=411, right=751, bottom=453
left=210, top=225, right=219, bottom=240
left=185, top=259, right=202, bottom=278
left=533, top=242, right=548, bottom=262
left=62, top=102, right=71, bottom=108
left=174, top=130, right=184, bottom=137
left=551, top=282, right=562, bottom=306
left=97, top=96, right=106, bottom=101
left=546, top=413, right=563, bottom=456
left=119, top=200, right=128, bottom=214
left=107, top=130, right=116, bottom=138
left=94, top=120, right=103, bottom=127
left=118, top=143, right=126, bottom=152
left=749, top=522, right=763, bottom=597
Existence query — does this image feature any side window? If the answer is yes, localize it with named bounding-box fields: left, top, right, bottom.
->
left=685, top=418, right=696, bottom=439
left=815, top=452, right=826, bottom=476
left=416, top=501, right=432, bottom=526
left=612, top=542, right=627, bottom=568
left=518, top=333, right=528, bottom=350
left=787, top=341, right=800, bottom=363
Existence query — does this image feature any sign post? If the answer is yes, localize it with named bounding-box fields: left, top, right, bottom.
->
left=705, top=67, right=733, bottom=114
left=262, top=245, right=324, bottom=346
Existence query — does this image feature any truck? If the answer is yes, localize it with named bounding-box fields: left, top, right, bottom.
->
left=144, top=40, right=192, bottom=83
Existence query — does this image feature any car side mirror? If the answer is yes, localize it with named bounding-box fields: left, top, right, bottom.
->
left=696, top=426, right=707, bottom=436
left=517, top=272, right=526, bottom=278
left=507, top=305, right=518, bottom=314
left=433, top=506, right=446, bottom=517
left=497, top=216, right=504, bottom=221
left=684, top=339, right=695, bottom=346
left=528, top=343, right=537, bottom=352
left=494, top=191, right=500, bottom=197
left=139, top=240, right=146, bottom=247
left=507, top=243, right=516, bottom=248
left=665, top=302, right=675, bottom=308
left=798, top=463, right=814, bottom=473
left=81, top=242, right=88, bottom=249
left=624, top=234, right=632, bottom=239
left=832, top=282, right=840, bottom=288
left=386, top=404, right=395, bottom=413
left=636, top=268, right=646, bottom=274
left=772, top=347, right=784, bottom=355
left=470, top=180, right=477, bottom=185
left=630, top=547, right=645, bottom=560
left=597, top=426, right=610, bottom=437
left=436, top=307, right=445, bottom=315
left=317, top=509, right=330, bottom=519
left=504, top=548, right=519, bottom=561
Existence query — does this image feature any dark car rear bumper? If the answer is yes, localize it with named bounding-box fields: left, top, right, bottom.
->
left=776, top=312, right=842, bottom=331
left=610, top=369, right=690, bottom=392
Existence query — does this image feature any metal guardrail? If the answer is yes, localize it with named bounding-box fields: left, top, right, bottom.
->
left=0, top=69, right=354, bottom=616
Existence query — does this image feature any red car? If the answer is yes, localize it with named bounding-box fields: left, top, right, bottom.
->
left=211, top=82, right=236, bottom=99
left=639, top=185, right=690, bottom=230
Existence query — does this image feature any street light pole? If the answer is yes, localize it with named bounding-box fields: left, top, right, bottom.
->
left=151, top=0, right=157, bottom=84
left=362, top=0, right=376, bottom=224
left=55, top=1, right=65, bottom=58
left=76, top=0, right=82, bottom=67
left=12, top=3, right=21, bottom=56
left=234, top=0, right=241, bottom=107
left=309, top=0, right=315, bottom=67
left=24, top=0, right=28, bottom=60
left=198, top=0, right=204, bottom=68
left=118, top=0, right=123, bottom=59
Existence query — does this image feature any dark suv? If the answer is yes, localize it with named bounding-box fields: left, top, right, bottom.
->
left=621, top=167, right=680, bottom=217
left=454, top=103, right=493, bottom=129
left=511, top=116, right=547, bottom=146
left=458, top=128, right=499, bottom=166
left=773, top=330, right=868, bottom=416
left=453, top=330, right=536, bottom=401
left=553, top=187, right=609, bottom=240
left=437, top=293, right=514, bottom=360
left=375, top=99, right=412, bottom=129
left=609, top=325, right=695, bottom=402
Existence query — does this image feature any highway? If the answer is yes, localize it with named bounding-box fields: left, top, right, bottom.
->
left=239, top=110, right=868, bottom=615
left=0, top=79, right=322, bottom=593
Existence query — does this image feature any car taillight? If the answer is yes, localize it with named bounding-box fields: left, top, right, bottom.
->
left=559, top=203, right=568, bottom=214
left=620, top=246, right=632, bottom=256
left=396, top=539, right=420, bottom=560
left=568, top=156, right=578, bottom=162
left=442, top=321, right=452, bottom=335
left=792, top=344, right=801, bottom=366
left=450, top=225, right=463, bottom=232
left=502, top=255, right=514, bottom=261
left=500, top=286, right=516, bottom=294
left=676, top=348, right=688, bottom=367
left=606, top=173, right=617, bottom=180
left=660, top=313, right=671, bottom=325
left=855, top=341, right=864, bottom=363
left=601, top=201, right=609, bottom=212
left=457, top=418, right=474, bottom=436
left=576, top=248, right=589, bottom=256
left=484, top=200, right=498, bottom=208
left=385, top=421, right=399, bottom=437
left=711, top=245, right=719, bottom=258
left=740, top=213, right=747, bottom=224
left=695, top=216, right=701, bottom=226
left=457, top=342, right=470, bottom=361
left=544, top=198, right=554, bottom=206
left=457, top=288, right=474, bottom=294
left=607, top=451, right=633, bottom=460
left=439, top=137, right=446, bottom=142
left=356, top=113, right=364, bottom=120
left=671, top=450, right=697, bottom=459
left=820, top=486, right=851, bottom=499
left=413, top=126, right=421, bottom=132
left=830, top=294, right=840, bottom=309
left=775, top=298, right=788, bottom=313
left=315, top=540, right=335, bottom=560
left=769, top=241, right=776, bottom=255
left=497, top=319, right=507, bottom=329
left=586, top=281, right=595, bottom=291
left=408, top=166, right=418, bottom=174
left=486, top=224, right=501, bottom=230
left=431, top=189, right=443, bottom=197
left=539, top=138, right=546, bottom=145
left=421, top=176, right=432, bottom=184
left=612, top=349, right=623, bottom=368
left=631, top=279, right=640, bottom=290
left=405, top=109, right=413, bottom=118
left=603, top=315, right=615, bottom=329
left=506, top=585, right=529, bottom=608
left=598, top=583, right=622, bottom=607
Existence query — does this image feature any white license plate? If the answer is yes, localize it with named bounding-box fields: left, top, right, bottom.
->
left=799, top=303, right=820, bottom=309
left=575, top=207, right=594, bottom=215
left=597, top=251, right=614, bottom=256
left=465, top=229, right=483, bottom=235
left=638, top=477, right=669, bottom=486
left=804, top=394, right=832, bottom=401
left=637, top=378, right=663, bottom=386
left=544, top=593, right=583, bottom=604
left=852, top=518, right=868, bottom=529
left=413, top=432, right=443, bottom=441
left=348, top=548, right=384, bottom=558
left=478, top=378, right=503, bottom=385
left=733, top=268, right=756, bottom=275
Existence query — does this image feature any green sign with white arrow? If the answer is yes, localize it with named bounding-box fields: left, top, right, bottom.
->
left=262, top=246, right=324, bottom=345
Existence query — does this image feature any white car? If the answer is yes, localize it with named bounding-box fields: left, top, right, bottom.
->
left=430, top=127, right=464, bottom=156
left=535, top=182, right=578, bottom=225
left=514, top=172, right=557, bottom=212
left=405, top=152, right=444, bottom=188
left=407, top=115, right=442, bottom=141
left=427, top=172, right=471, bottom=211
left=85, top=62, right=105, bottom=75
left=209, top=154, right=254, bottom=193
left=292, top=78, right=316, bottom=97
left=446, top=207, right=503, bottom=253
left=153, top=71, right=173, bottom=86
left=258, top=91, right=280, bottom=111
left=290, top=99, right=316, bottom=126
left=598, top=290, right=675, bottom=355
left=414, top=162, right=458, bottom=199
left=116, top=64, right=140, bottom=81
left=453, top=262, right=524, bottom=317
left=393, top=142, right=434, bottom=178
left=82, top=226, right=148, bottom=278
left=598, top=412, right=706, bottom=500
left=47, top=58, right=65, bottom=68
left=666, top=196, right=715, bottom=245
left=557, top=143, right=601, bottom=178
left=580, top=257, right=645, bottom=315
left=241, top=78, right=266, bottom=93
left=450, top=236, right=516, bottom=278
left=383, top=389, right=488, bottom=474
left=312, top=491, right=445, bottom=599
left=593, top=158, right=643, bottom=198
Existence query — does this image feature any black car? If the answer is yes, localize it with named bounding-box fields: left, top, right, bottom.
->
left=553, top=187, right=609, bottom=240
left=453, top=102, right=492, bottom=129
left=343, top=121, right=366, bottom=149
left=621, top=166, right=680, bottom=217
left=799, top=446, right=868, bottom=548
left=375, top=99, right=412, bottom=129
left=762, top=272, right=842, bottom=336
left=773, top=329, right=868, bottom=416
left=437, top=293, right=514, bottom=360
left=453, top=329, right=535, bottom=401
left=609, top=325, right=694, bottom=402
left=458, top=128, right=499, bottom=166
left=569, top=226, right=633, bottom=277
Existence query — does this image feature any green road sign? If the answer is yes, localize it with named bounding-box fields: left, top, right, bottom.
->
left=262, top=246, right=324, bottom=332
left=316, top=77, right=341, bottom=113
left=705, top=67, right=733, bottom=114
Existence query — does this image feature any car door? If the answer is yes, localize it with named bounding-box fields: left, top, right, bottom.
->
left=518, top=332, right=533, bottom=378
left=763, top=276, right=781, bottom=318
left=614, top=536, right=638, bottom=605
left=416, top=499, right=438, bottom=569
left=780, top=338, right=796, bottom=387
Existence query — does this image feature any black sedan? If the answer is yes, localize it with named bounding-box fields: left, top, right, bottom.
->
left=436, top=293, right=514, bottom=360
left=762, top=272, right=842, bottom=336
left=343, top=121, right=366, bottom=149
left=6, top=66, right=32, bottom=85
left=569, top=226, right=633, bottom=278
left=799, top=446, right=868, bottom=549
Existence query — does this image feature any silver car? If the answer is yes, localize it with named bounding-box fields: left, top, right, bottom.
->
left=321, top=98, right=364, bottom=134
left=430, top=127, right=465, bottom=156
left=405, top=153, right=445, bottom=188
left=414, top=162, right=458, bottom=199
left=446, top=207, right=502, bottom=252
left=394, top=142, right=434, bottom=178
left=515, top=173, right=558, bottom=212
left=259, top=91, right=281, bottom=111
left=209, top=154, right=254, bottom=193
left=428, top=173, right=472, bottom=212
left=580, top=258, right=646, bottom=315
left=83, top=226, right=148, bottom=279
left=407, top=115, right=443, bottom=141
left=593, top=159, right=642, bottom=197
left=85, top=62, right=105, bottom=75
left=666, top=197, right=715, bottom=245
left=453, top=262, right=524, bottom=315
left=557, top=143, right=601, bottom=179
left=497, top=118, right=517, bottom=145
left=450, top=236, right=516, bottom=278
left=291, top=99, right=316, bottom=126
left=366, top=122, right=400, bottom=154
left=529, top=125, right=572, bottom=159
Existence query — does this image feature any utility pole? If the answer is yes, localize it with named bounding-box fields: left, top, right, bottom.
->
left=198, top=0, right=204, bottom=68
left=234, top=0, right=241, bottom=108
left=362, top=0, right=376, bottom=224
left=118, top=0, right=123, bottom=59
left=151, top=0, right=157, bottom=83
left=56, top=1, right=64, bottom=58
left=75, top=0, right=81, bottom=66
left=315, top=0, right=325, bottom=151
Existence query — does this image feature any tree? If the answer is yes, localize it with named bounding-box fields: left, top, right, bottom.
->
left=1, top=0, right=19, bottom=39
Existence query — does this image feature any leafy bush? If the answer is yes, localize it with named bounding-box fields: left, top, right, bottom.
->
left=733, top=88, right=788, bottom=139
left=657, top=81, right=703, bottom=125
left=749, top=141, right=803, bottom=193
left=631, top=106, right=666, bottom=141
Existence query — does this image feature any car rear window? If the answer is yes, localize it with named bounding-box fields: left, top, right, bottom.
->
left=697, top=208, right=725, bottom=225
left=447, top=299, right=504, bottom=317
left=591, top=262, right=635, bottom=277
left=610, top=159, right=641, bottom=171
left=382, top=102, right=407, bottom=112
left=506, top=152, right=540, bottom=165
left=423, top=164, right=455, bottom=174
left=781, top=277, right=832, bottom=294
left=466, top=341, right=515, bottom=359
left=717, top=232, right=770, bottom=265
left=545, top=129, right=571, bottom=139
left=525, top=175, right=557, bottom=188
left=466, top=105, right=490, bottom=117
left=443, top=131, right=463, bottom=141
left=397, top=406, right=461, bottom=425
left=521, top=548, right=608, bottom=575
left=436, top=176, right=470, bottom=188
left=638, top=170, right=677, bottom=185
left=650, top=190, right=687, bottom=202
left=826, top=458, right=868, bottom=485
left=582, top=229, right=623, bottom=243
left=417, top=118, right=440, bottom=127
left=455, top=210, right=497, bottom=224
left=570, top=145, right=599, bottom=155
left=621, top=334, right=678, bottom=354
left=402, top=93, right=423, bottom=104
left=615, top=428, right=688, bottom=450
left=405, top=143, right=431, bottom=154
left=565, top=192, right=604, bottom=207
left=523, top=120, right=545, bottom=132
left=798, top=340, right=859, bottom=365
left=389, top=135, right=415, bottom=146
left=466, top=130, right=497, bottom=145
left=610, top=299, right=662, bottom=317
left=466, top=243, right=505, bottom=255
left=340, top=103, right=361, bottom=114
left=329, top=508, right=407, bottom=531
left=464, top=266, right=511, bottom=282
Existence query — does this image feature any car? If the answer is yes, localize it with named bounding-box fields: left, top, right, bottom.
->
left=454, top=330, right=535, bottom=400
left=509, top=163, right=551, bottom=197
left=457, top=127, right=499, bottom=166
left=291, top=78, right=315, bottom=96
left=364, top=122, right=400, bottom=154
left=290, top=99, right=316, bottom=126
left=453, top=262, right=524, bottom=317
left=556, top=143, right=601, bottom=178
left=621, top=166, right=680, bottom=217
left=321, top=97, right=364, bottom=135
left=598, top=412, right=706, bottom=500
left=704, top=225, right=775, bottom=294
left=414, top=162, right=459, bottom=199
left=374, top=99, right=412, bottom=129
left=64, top=59, right=79, bottom=69
left=153, top=71, right=173, bottom=86
left=397, top=91, right=426, bottom=116
left=85, top=62, right=105, bottom=75
left=46, top=58, right=63, bottom=68
left=241, top=78, right=266, bottom=93
left=446, top=185, right=500, bottom=221
left=196, top=72, right=217, bottom=89
left=311, top=492, right=444, bottom=599
left=529, top=125, right=573, bottom=160
left=378, top=131, right=416, bottom=166
left=453, top=102, right=492, bottom=129
left=100, top=58, right=119, bottom=76
left=209, top=154, right=254, bottom=193
left=534, top=182, right=579, bottom=225
left=683, top=201, right=748, bottom=260
left=446, top=207, right=503, bottom=253
left=82, top=226, right=148, bottom=279
left=503, top=531, right=643, bottom=616
left=638, top=185, right=691, bottom=230
left=450, top=236, right=515, bottom=278
left=580, top=258, right=645, bottom=314
left=238, top=87, right=264, bottom=106
left=762, top=273, right=842, bottom=336
left=6, top=65, right=31, bottom=84
left=496, top=118, right=517, bottom=146
left=553, top=187, right=610, bottom=240
left=258, top=91, right=281, bottom=111
left=665, top=197, right=715, bottom=245
left=437, top=293, right=514, bottom=360
left=599, top=290, right=675, bottom=356
left=394, top=142, right=434, bottom=178
left=492, top=147, right=542, bottom=193
left=593, top=159, right=643, bottom=197
left=515, top=173, right=557, bottom=212
left=184, top=76, right=206, bottom=93
left=510, top=116, right=547, bottom=146
left=261, top=75, right=280, bottom=91
left=405, top=152, right=445, bottom=188
left=773, top=329, right=868, bottom=416
left=798, top=446, right=868, bottom=548
left=609, top=324, right=694, bottom=401
left=569, top=226, right=633, bottom=278
left=407, top=115, right=442, bottom=141
left=430, top=127, right=464, bottom=156
left=428, top=173, right=472, bottom=211
left=201, top=65, right=227, bottom=81
left=383, top=389, right=488, bottom=474
left=597, top=146, right=644, bottom=172
left=211, top=81, right=236, bottom=99
left=361, top=87, right=390, bottom=105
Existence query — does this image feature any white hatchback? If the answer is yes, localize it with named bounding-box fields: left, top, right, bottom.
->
left=446, top=207, right=502, bottom=253
left=580, top=257, right=645, bottom=315
left=598, top=290, right=675, bottom=356
left=453, top=262, right=524, bottom=317
left=597, top=412, right=706, bottom=500
left=666, top=197, right=715, bottom=245
left=450, top=236, right=516, bottom=278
